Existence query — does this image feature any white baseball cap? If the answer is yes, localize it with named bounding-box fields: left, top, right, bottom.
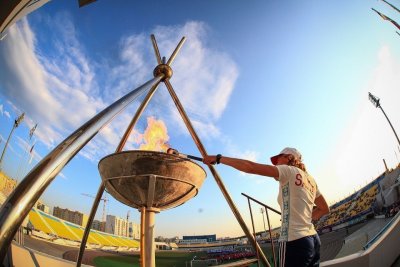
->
left=270, top=147, right=302, bottom=165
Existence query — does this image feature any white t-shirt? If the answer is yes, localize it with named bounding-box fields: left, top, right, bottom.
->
left=276, top=165, right=321, bottom=242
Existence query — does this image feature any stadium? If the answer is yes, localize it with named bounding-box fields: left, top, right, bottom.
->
left=1, top=1, right=400, bottom=267
left=1, top=161, right=400, bottom=266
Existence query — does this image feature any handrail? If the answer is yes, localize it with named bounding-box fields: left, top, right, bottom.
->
left=241, top=193, right=281, bottom=215
left=242, top=193, right=280, bottom=267
left=363, top=211, right=400, bottom=250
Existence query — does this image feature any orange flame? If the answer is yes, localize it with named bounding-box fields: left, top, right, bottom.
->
left=138, top=116, right=169, bottom=152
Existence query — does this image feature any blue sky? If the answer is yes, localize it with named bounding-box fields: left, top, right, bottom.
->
left=1, top=0, right=400, bottom=238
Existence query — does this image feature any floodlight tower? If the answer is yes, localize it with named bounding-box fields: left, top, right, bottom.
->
left=368, top=92, right=400, bottom=147
left=0, top=112, right=25, bottom=171
left=260, top=207, right=266, bottom=233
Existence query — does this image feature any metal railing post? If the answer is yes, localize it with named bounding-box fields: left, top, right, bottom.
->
left=242, top=193, right=281, bottom=267
left=247, top=198, right=261, bottom=267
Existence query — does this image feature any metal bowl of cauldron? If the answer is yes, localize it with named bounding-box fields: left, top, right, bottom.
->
left=98, top=150, right=206, bottom=211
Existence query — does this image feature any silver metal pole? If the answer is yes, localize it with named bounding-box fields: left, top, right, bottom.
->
left=163, top=79, right=270, bottom=267
left=0, top=124, right=16, bottom=171
left=247, top=199, right=261, bottom=267
left=76, top=74, right=163, bottom=267
left=150, top=34, right=162, bottom=65
left=140, top=207, right=146, bottom=267
left=166, top=37, right=186, bottom=66
left=265, top=208, right=277, bottom=267
left=144, top=209, right=157, bottom=267
left=0, top=112, right=24, bottom=170
left=0, top=75, right=164, bottom=262
left=76, top=182, right=105, bottom=267
left=379, top=106, right=400, bottom=147
left=369, top=92, right=400, bottom=147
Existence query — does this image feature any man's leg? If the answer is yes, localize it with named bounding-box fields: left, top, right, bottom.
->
left=310, top=235, right=321, bottom=267
left=282, top=236, right=316, bottom=267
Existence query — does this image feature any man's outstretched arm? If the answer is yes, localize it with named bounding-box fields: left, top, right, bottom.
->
left=203, top=155, right=279, bottom=179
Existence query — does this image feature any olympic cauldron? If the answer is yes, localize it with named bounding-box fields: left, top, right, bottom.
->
left=98, top=150, right=206, bottom=267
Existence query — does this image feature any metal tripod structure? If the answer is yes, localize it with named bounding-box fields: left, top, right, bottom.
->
left=0, top=35, right=270, bottom=267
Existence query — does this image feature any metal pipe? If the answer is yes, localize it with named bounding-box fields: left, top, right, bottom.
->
left=0, top=75, right=164, bottom=262
left=76, top=182, right=106, bottom=267
left=163, top=79, right=270, bottom=267
left=368, top=92, right=400, bottom=147
left=265, top=208, right=277, bottom=267
left=0, top=123, right=17, bottom=171
left=379, top=106, right=400, bottom=147
left=0, top=112, right=24, bottom=170
left=116, top=78, right=161, bottom=152
left=77, top=75, right=163, bottom=266
left=247, top=198, right=260, bottom=267
left=80, top=34, right=179, bottom=265
left=242, top=193, right=278, bottom=267
left=166, top=37, right=186, bottom=66
left=140, top=207, right=146, bottom=267
left=150, top=34, right=162, bottom=65
left=242, top=193, right=281, bottom=215
left=144, top=209, right=157, bottom=267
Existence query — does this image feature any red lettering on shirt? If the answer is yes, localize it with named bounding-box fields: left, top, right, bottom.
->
left=295, top=174, right=303, bottom=186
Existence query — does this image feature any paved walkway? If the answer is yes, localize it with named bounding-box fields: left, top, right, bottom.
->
left=335, top=217, right=392, bottom=258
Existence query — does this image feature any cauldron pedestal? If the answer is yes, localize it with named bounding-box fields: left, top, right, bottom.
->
left=98, top=151, right=206, bottom=267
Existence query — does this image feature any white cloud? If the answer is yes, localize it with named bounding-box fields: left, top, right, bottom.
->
left=58, top=172, right=67, bottom=179
left=0, top=103, right=12, bottom=119
left=0, top=16, right=104, bottom=151
left=0, top=16, right=238, bottom=163
left=152, top=22, right=239, bottom=138
left=104, top=21, right=238, bottom=140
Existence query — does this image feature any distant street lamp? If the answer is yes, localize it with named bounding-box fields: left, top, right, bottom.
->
left=260, top=208, right=267, bottom=233
left=0, top=112, right=25, bottom=171
left=368, top=92, right=400, bottom=147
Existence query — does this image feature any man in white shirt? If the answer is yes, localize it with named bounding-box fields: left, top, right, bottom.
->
left=203, top=147, right=329, bottom=267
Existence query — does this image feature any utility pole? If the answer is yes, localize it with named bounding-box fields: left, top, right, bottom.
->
left=0, top=112, right=24, bottom=171
left=368, top=92, right=400, bottom=147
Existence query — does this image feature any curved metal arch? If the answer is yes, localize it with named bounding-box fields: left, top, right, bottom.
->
left=0, top=75, right=164, bottom=262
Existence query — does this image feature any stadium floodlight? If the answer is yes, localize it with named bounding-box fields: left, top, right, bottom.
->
left=0, top=112, right=25, bottom=171
left=368, top=92, right=380, bottom=108
left=260, top=208, right=267, bottom=233
left=368, top=92, right=400, bottom=147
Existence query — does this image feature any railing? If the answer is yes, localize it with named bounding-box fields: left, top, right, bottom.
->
left=14, top=227, right=24, bottom=246
left=242, top=193, right=281, bottom=267
left=363, top=210, right=400, bottom=250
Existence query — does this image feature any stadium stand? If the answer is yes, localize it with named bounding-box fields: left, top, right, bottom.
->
left=312, top=166, right=400, bottom=262
left=29, top=209, right=57, bottom=236
left=316, top=183, right=380, bottom=230
left=28, top=208, right=139, bottom=249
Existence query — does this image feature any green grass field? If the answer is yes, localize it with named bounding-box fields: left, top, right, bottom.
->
left=93, top=247, right=275, bottom=267
left=93, top=251, right=208, bottom=267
